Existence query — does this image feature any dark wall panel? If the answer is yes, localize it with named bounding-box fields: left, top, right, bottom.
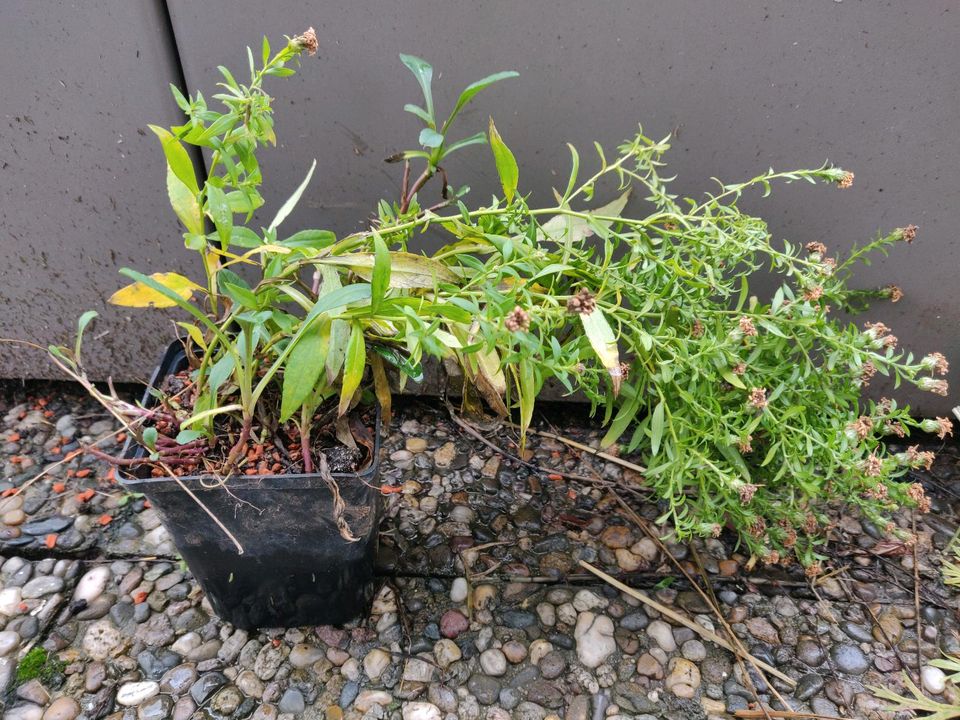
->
left=164, top=0, right=959, bottom=414
left=0, top=1, right=197, bottom=382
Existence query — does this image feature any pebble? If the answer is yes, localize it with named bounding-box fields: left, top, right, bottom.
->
left=573, top=612, right=616, bottom=668
left=364, top=648, right=391, bottom=678
left=278, top=689, right=305, bottom=714
left=402, top=701, right=442, bottom=720
left=116, top=681, right=160, bottom=706
left=480, top=648, right=508, bottom=676
left=665, top=658, right=701, bottom=698
left=0, top=630, right=20, bottom=656
left=72, top=566, right=110, bottom=604
left=433, top=639, right=461, bottom=669
left=830, top=644, right=870, bottom=675
left=21, top=576, right=64, bottom=598
left=450, top=577, right=468, bottom=603
left=41, top=697, right=80, bottom=720
left=921, top=666, right=947, bottom=694
left=289, top=643, right=324, bottom=668
left=440, top=609, right=469, bottom=638
left=647, top=620, right=677, bottom=652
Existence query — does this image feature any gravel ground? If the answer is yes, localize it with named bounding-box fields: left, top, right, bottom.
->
left=0, top=383, right=958, bottom=720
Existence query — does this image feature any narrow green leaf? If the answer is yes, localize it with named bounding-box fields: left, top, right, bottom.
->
left=650, top=400, right=665, bottom=456
left=488, top=118, right=518, bottom=202
left=403, top=103, right=432, bottom=124
left=517, top=359, right=536, bottom=441
left=205, top=183, right=232, bottom=246
left=338, top=323, right=366, bottom=416
left=175, top=429, right=204, bottom=444
left=280, top=320, right=329, bottom=421
left=75, top=311, right=98, bottom=358
left=148, top=125, right=199, bottom=194
left=399, top=54, right=435, bottom=124
left=267, top=159, right=316, bottom=232
left=371, top=232, right=391, bottom=311
left=444, top=71, right=519, bottom=131
left=444, top=132, right=487, bottom=155
left=722, top=369, right=747, bottom=389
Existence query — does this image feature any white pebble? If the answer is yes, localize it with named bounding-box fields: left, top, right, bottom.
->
left=116, top=681, right=159, bottom=706
left=921, top=666, right=947, bottom=694
left=647, top=620, right=677, bottom=652
left=450, top=578, right=468, bottom=603
left=72, top=566, right=111, bottom=604
left=402, top=702, right=442, bottom=720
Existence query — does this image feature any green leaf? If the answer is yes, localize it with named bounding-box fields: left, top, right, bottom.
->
left=281, top=320, right=329, bottom=421
left=205, top=184, right=232, bottom=246
left=488, top=118, right=518, bottom=203
left=338, top=322, right=366, bottom=416
left=579, top=308, right=621, bottom=395
left=371, top=232, right=391, bottom=311
left=419, top=128, right=444, bottom=149
left=325, top=318, right=349, bottom=383
left=399, top=54, right=435, bottom=124
left=142, top=427, right=158, bottom=451
left=229, top=227, right=263, bottom=248
left=175, top=429, right=204, bottom=444
left=403, top=103, right=432, bottom=124
left=722, top=369, right=747, bottom=389
left=267, top=159, right=316, bottom=232
left=650, top=400, right=665, bottom=456
left=208, top=353, right=234, bottom=392
left=539, top=190, right=631, bottom=245
left=517, top=358, right=536, bottom=441
left=444, top=71, right=519, bottom=131
left=444, top=132, right=487, bottom=155
left=261, top=35, right=271, bottom=65
left=148, top=125, right=199, bottom=194
left=280, top=229, right=337, bottom=251
left=75, top=311, right=98, bottom=358
left=166, top=167, right=204, bottom=235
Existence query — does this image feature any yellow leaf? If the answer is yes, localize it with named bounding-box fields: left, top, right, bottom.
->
left=109, top=272, right=203, bottom=308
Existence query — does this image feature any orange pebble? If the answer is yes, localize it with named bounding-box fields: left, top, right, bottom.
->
left=133, top=591, right=148, bottom=604
left=44, top=534, right=57, bottom=549
left=379, top=484, right=403, bottom=494
left=547, top=473, right=563, bottom=481
left=43, top=410, right=54, bottom=418
left=7, top=433, right=20, bottom=442
left=1, top=488, right=17, bottom=498
left=143, top=500, right=152, bottom=509
left=76, top=489, right=95, bottom=502
left=52, top=482, right=66, bottom=493
left=115, top=432, right=126, bottom=443
left=98, top=514, right=112, bottom=526
left=76, top=468, right=92, bottom=478
left=50, top=446, right=61, bottom=455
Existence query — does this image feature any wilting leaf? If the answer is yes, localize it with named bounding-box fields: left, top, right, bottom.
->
left=314, top=252, right=457, bottom=288
left=370, top=354, right=392, bottom=427
left=281, top=320, right=329, bottom=421
left=109, top=272, right=203, bottom=308
left=489, top=118, right=519, bottom=203
left=338, top=322, right=366, bottom=416
left=539, top=189, right=631, bottom=244
left=579, top=308, right=621, bottom=395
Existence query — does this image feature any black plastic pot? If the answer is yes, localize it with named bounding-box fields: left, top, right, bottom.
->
left=119, top=340, right=381, bottom=630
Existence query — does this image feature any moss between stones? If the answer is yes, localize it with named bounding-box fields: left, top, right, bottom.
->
left=15, top=647, right=65, bottom=685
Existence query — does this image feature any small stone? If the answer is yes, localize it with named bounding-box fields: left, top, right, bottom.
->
left=405, top=438, right=428, bottom=453
left=17, top=680, right=50, bottom=705
left=189, top=672, right=227, bottom=705
left=355, top=690, right=393, bottom=712
left=364, top=648, right=391, bottom=679
left=440, top=609, right=469, bottom=638
left=572, top=590, right=605, bottom=612
left=796, top=638, right=826, bottom=667
left=402, top=701, right=442, bottom=720
left=636, top=653, right=664, bottom=679
left=718, top=559, right=739, bottom=576
left=665, top=658, right=701, bottom=698
left=795, top=673, right=824, bottom=701
left=236, top=670, right=264, bottom=698
left=573, top=612, right=616, bottom=668
left=403, top=657, right=435, bottom=683
left=433, top=442, right=457, bottom=469
left=116, top=681, right=160, bottom=706
left=921, top=666, right=947, bottom=695
left=21, top=576, right=64, bottom=599
left=433, top=639, right=461, bottom=669
left=745, top=617, right=779, bottom=644
left=830, top=644, right=869, bottom=675
left=0, top=630, right=20, bottom=656
left=289, top=643, right=324, bottom=669
left=502, top=640, right=527, bottom=663
left=600, top=525, right=633, bottom=549
left=681, top=639, right=707, bottom=662
left=3, top=705, right=42, bottom=720
left=72, top=566, right=111, bottom=604
left=539, top=650, right=566, bottom=680
left=480, top=648, right=508, bottom=676
left=615, top=548, right=643, bottom=572
left=138, top=695, right=173, bottom=720
left=450, top=577, right=468, bottom=603
left=278, top=689, right=305, bottom=714
left=82, top=619, right=123, bottom=661
left=647, top=620, right=677, bottom=652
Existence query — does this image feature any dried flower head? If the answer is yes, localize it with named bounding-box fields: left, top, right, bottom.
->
left=566, top=288, right=597, bottom=315
left=886, top=285, right=904, bottom=303
left=898, top=224, right=918, bottom=244
left=738, top=482, right=758, bottom=504
left=899, top=445, right=935, bottom=470
left=858, top=362, right=877, bottom=386
left=732, top=362, right=746, bottom=376
left=865, top=483, right=889, bottom=501
left=861, top=453, right=883, bottom=477
left=663, top=221, right=678, bottom=231
left=837, top=171, right=854, bottom=189
left=918, top=377, right=949, bottom=396
left=691, top=318, right=704, bottom=338
left=803, top=286, right=823, bottom=302
left=804, top=562, right=823, bottom=578
left=747, top=387, right=768, bottom=411
left=783, top=529, right=797, bottom=548
left=292, top=27, right=319, bottom=56
left=749, top=517, right=767, bottom=538
left=920, top=352, right=949, bottom=376
left=709, top=524, right=722, bottom=538
left=804, top=514, right=819, bottom=535
left=819, top=257, right=837, bottom=276
left=763, top=550, right=781, bottom=566
left=805, top=241, right=827, bottom=256
left=846, top=416, right=874, bottom=442
left=504, top=306, right=530, bottom=332
left=618, top=361, right=631, bottom=381
left=907, top=482, right=931, bottom=513
left=738, top=316, right=758, bottom=337
left=883, top=421, right=906, bottom=438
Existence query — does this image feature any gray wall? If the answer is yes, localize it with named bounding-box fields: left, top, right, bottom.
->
left=2, top=1, right=958, bottom=414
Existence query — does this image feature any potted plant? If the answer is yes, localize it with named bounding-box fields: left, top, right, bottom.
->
left=47, top=29, right=518, bottom=629
left=51, top=27, right=950, bottom=630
